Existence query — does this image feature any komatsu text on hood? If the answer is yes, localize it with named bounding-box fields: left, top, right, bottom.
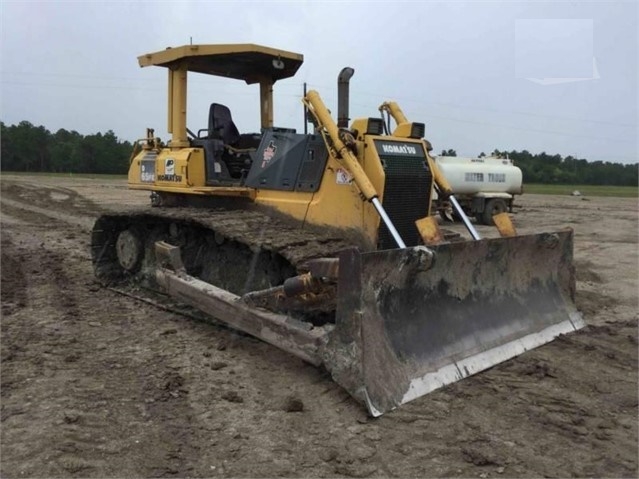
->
left=374, top=141, right=425, bottom=157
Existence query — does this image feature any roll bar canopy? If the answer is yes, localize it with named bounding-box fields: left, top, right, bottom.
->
left=138, top=44, right=304, bottom=147
left=138, top=44, right=303, bottom=83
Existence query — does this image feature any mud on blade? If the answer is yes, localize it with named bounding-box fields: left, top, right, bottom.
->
left=324, top=229, right=584, bottom=416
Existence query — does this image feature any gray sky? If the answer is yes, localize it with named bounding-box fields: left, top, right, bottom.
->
left=1, top=1, right=637, bottom=164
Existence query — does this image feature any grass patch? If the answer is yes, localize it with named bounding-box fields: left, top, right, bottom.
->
left=525, top=184, right=638, bottom=198
left=1, top=171, right=127, bottom=180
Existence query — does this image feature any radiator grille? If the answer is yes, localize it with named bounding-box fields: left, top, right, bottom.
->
left=377, top=155, right=432, bottom=250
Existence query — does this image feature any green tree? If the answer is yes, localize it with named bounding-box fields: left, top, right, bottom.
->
left=1, top=121, right=132, bottom=174
left=50, top=128, right=82, bottom=172
left=485, top=148, right=637, bottom=186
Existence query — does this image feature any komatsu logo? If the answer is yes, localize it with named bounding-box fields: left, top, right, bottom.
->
left=374, top=140, right=425, bottom=158
left=381, top=144, right=418, bottom=155
left=157, top=174, right=182, bottom=182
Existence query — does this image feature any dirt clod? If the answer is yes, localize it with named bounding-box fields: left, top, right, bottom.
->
left=221, top=391, right=244, bottom=403
left=64, top=353, right=80, bottom=362
left=163, top=373, right=185, bottom=391
left=283, top=396, right=304, bottom=412
left=461, top=444, right=502, bottom=466
left=63, top=411, right=81, bottom=424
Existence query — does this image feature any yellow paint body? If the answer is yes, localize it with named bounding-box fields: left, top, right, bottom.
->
left=128, top=131, right=433, bottom=249
left=415, top=216, right=444, bottom=245
left=493, top=212, right=518, bottom=237
left=128, top=44, right=450, bottom=249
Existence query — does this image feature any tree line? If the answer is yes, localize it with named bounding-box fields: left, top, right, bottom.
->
left=1, top=121, right=133, bottom=175
left=482, top=149, right=637, bottom=186
left=1, top=121, right=637, bottom=185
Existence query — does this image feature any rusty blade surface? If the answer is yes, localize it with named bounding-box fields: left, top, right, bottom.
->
left=324, top=229, right=584, bottom=416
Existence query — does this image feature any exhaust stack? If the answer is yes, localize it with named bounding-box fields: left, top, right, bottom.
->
left=337, top=67, right=355, bottom=128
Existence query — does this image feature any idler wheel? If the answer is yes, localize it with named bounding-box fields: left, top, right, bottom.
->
left=115, top=229, right=143, bottom=272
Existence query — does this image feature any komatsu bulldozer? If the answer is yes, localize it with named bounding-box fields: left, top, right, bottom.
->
left=91, top=44, right=584, bottom=416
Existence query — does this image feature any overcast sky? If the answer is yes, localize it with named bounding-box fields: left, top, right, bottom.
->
left=1, top=1, right=637, bottom=164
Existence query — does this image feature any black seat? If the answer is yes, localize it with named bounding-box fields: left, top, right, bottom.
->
left=208, top=103, right=240, bottom=146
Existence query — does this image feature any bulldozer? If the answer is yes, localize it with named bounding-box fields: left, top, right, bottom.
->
left=91, top=44, right=584, bottom=416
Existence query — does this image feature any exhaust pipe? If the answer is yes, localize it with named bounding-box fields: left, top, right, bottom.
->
left=337, top=67, right=355, bottom=128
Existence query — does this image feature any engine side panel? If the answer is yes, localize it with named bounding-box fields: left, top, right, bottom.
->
left=244, top=130, right=328, bottom=192
left=128, top=147, right=206, bottom=188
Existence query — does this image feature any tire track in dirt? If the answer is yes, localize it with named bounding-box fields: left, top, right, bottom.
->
left=1, top=180, right=105, bottom=217
left=0, top=197, right=95, bottom=230
left=0, top=203, right=203, bottom=477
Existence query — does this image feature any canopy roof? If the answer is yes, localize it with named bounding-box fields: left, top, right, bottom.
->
left=138, top=44, right=304, bottom=84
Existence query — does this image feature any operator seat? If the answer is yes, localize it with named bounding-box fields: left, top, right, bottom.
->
left=208, top=103, right=240, bottom=145
left=197, top=103, right=254, bottom=183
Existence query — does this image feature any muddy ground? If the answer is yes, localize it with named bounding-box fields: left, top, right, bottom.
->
left=1, top=174, right=637, bottom=478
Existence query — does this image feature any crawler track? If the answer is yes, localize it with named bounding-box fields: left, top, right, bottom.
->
left=91, top=207, right=356, bottom=317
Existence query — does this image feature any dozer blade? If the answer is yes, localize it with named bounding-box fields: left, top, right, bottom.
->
left=323, top=229, right=584, bottom=416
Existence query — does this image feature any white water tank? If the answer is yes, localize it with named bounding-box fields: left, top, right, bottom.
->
left=435, top=156, right=523, bottom=195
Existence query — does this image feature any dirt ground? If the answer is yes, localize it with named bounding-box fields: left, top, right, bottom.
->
left=1, top=174, right=637, bottom=478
